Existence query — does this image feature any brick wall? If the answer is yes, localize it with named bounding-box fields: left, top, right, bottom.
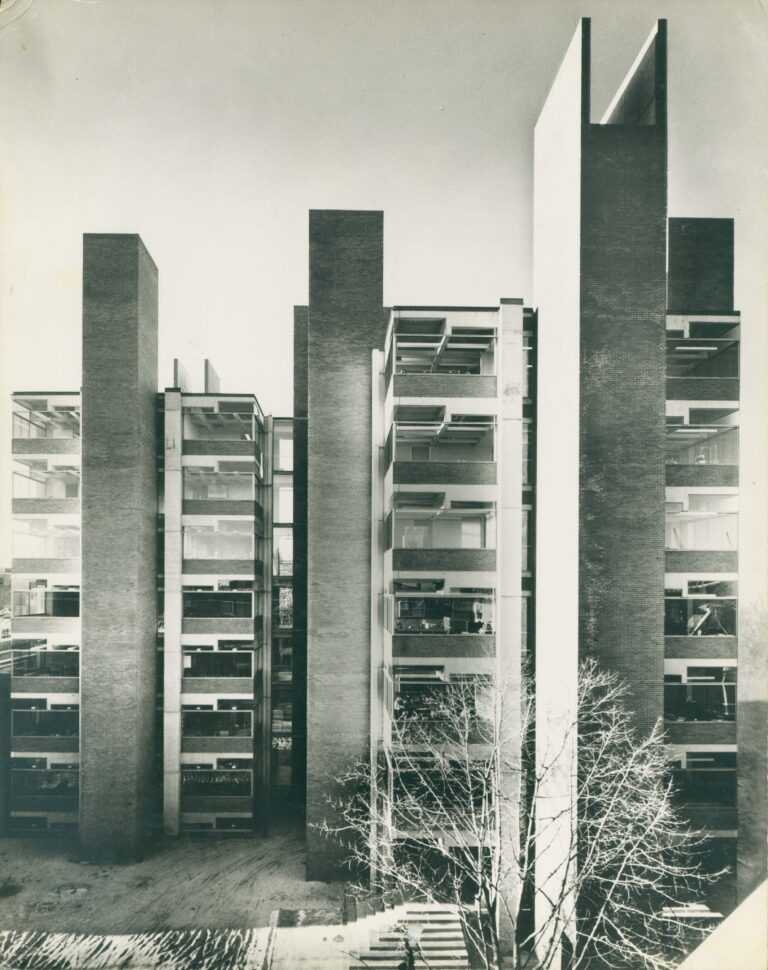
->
left=393, top=634, right=495, bottom=659
left=665, top=465, right=738, bottom=487
left=393, top=374, right=497, bottom=398
left=393, top=548, right=496, bottom=572
left=80, top=234, right=158, bottom=861
left=304, top=211, right=387, bottom=879
left=666, top=377, right=739, bottom=401
left=393, top=461, right=496, bottom=485
left=579, top=122, right=667, bottom=736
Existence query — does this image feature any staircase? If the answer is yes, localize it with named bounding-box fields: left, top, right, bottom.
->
left=345, top=897, right=471, bottom=969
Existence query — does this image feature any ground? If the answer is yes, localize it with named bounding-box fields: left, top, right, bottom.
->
left=0, top=821, right=344, bottom=936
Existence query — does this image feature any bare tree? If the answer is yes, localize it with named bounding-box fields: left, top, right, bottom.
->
left=314, top=662, right=725, bottom=970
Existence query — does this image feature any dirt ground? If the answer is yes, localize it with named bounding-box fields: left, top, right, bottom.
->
left=0, top=822, right=344, bottom=936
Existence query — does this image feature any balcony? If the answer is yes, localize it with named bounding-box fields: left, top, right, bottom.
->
left=12, top=459, right=80, bottom=514
left=666, top=324, right=739, bottom=401
left=10, top=768, right=79, bottom=813
left=12, top=520, right=80, bottom=569
left=394, top=595, right=494, bottom=636
left=12, top=650, right=79, bottom=693
left=181, top=710, right=252, bottom=738
left=182, top=648, right=253, bottom=679
left=664, top=680, right=736, bottom=723
left=181, top=767, right=252, bottom=797
left=665, top=596, right=736, bottom=638
left=12, top=708, right=79, bottom=738
left=12, top=402, right=81, bottom=451
left=12, top=768, right=79, bottom=796
left=389, top=319, right=497, bottom=399
left=182, top=590, right=253, bottom=619
left=182, top=467, right=257, bottom=516
left=665, top=493, right=737, bottom=572
left=392, top=680, right=495, bottom=745
left=390, top=414, right=496, bottom=486
left=182, top=405, right=261, bottom=458
left=665, top=407, right=738, bottom=487
left=183, top=520, right=254, bottom=559
left=13, top=588, right=79, bottom=618
left=672, top=768, right=736, bottom=810
left=390, top=504, right=496, bottom=573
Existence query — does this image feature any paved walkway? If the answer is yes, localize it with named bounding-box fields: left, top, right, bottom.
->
left=270, top=924, right=350, bottom=969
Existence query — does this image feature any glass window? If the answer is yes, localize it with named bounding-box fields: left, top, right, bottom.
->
left=182, top=592, right=252, bottom=618
left=13, top=650, right=79, bottom=677
left=273, top=528, right=293, bottom=577
left=12, top=461, right=80, bottom=499
left=13, top=582, right=79, bottom=618
left=182, top=649, right=253, bottom=678
left=181, top=710, right=252, bottom=738
left=183, top=469, right=254, bottom=501
left=665, top=492, right=738, bottom=551
left=274, top=587, right=293, bottom=629
left=183, top=520, right=254, bottom=560
left=11, top=769, right=79, bottom=796
left=12, top=405, right=80, bottom=439
left=275, top=480, right=293, bottom=524
left=181, top=768, right=252, bottom=796
left=12, top=709, right=79, bottom=737
left=13, top=520, right=80, bottom=559
left=394, top=511, right=495, bottom=550
left=394, top=596, right=494, bottom=635
left=275, top=431, right=294, bottom=471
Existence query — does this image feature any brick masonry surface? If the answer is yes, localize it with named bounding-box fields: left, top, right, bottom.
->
left=12, top=737, right=79, bottom=753
left=12, top=677, right=80, bottom=694
left=664, top=721, right=736, bottom=744
left=393, top=374, right=497, bottom=398
left=180, top=678, right=253, bottom=694
left=182, top=618, right=254, bottom=635
left=12, top=499, right=79, bottom=515
left=304, top=211, right=387, bottom=879
left=393, top=461, right=497, bottom=485
left=393, top=635, right=495, bottom=658
left=393, top=548, right=496, bottom=573
left=181, top=559, right=256, bottom=575
left=182, top=441, right=256, bottom=456
left=665, top=465, right=738, bottom=487
left=579, top=120, right=667, bottom=736
left=666, top=377, right=739, bottom=401
left=663, top=636, right=737, bottom=660
left=11, top=438, right=80, bottom=455
left=80, top=234, right=158, bottom=861
left=665, top=551, right=738, bottom=573
left=182, top=500, right=257, bottom=516
left=181, top=737, right=252, bottom=754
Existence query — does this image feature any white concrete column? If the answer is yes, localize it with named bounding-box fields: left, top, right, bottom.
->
left=162, top=389, right=183, bottom=835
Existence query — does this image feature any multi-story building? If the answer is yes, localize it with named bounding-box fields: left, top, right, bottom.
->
left=9, top=391, right=82, bottom=837
left=294, top=211, right=536, bottom=905
left=4, top=235, right=301, bottom=854
left=533, top=18, right=764, bottom=943
left=1, top=22, right=763, bottom=947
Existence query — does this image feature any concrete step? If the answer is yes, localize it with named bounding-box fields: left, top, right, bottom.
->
left=350, top=953, right=471, bottom=966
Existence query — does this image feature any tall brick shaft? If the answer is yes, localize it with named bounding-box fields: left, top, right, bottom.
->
left=579, top=20, right=668, bottom=731
left=80, top=234, right=158, bottom=860
left=301, top=211, right=386, bottom=879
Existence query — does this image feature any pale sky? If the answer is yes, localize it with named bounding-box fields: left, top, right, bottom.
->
left=1, top=0, right=766, bottom=568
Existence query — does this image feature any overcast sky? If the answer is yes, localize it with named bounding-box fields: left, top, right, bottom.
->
left=1, top=0, right=766, bottom=566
